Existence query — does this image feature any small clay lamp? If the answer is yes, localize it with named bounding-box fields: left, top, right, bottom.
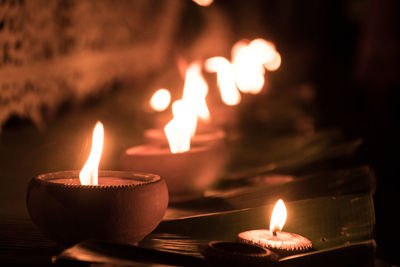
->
left=26, top=122, right=168, bottom=246
left=122, top=62, right=227, bottom=202
left=200, top=241, right=278, bottom=267
left=121, top=142, right=225, bottom=202
left=142, top=127, right=226, bottom=148
left=238, top=199, right=312, bottom=257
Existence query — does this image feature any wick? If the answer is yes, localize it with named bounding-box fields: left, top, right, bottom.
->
left=272, top=230, right=277, bottom=236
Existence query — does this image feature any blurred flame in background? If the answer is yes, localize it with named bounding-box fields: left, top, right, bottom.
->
left=231, top=38, right=280, bottom=94
left=155, top=37, right=281, bottom=153
left=150, top=89, right=171, bottom=112
left=192, top=0, right=214, bottom=7
left=205, top=56, right=241, bottom=106
left=164, top=62, right=209, bottom=153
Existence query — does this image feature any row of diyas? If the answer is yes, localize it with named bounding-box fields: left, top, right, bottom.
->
left=26, top=124, right=311, bottom=261
left=24, top=36, right=313, bottom=262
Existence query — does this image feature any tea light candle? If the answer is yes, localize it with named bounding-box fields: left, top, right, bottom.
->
left=238, top=199, right=312, bottom=257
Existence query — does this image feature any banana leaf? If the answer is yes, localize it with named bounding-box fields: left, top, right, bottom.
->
left=54, top=194, right=375, bottom=266
left=165, top=166, right=376, bottom=217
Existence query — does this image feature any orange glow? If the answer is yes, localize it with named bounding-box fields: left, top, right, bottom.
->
left=192, top=0, right=213, bottom=6
left=164, top=62, right=209, bottom=153
left=205, top=56, right=241, bottom=106
left=181, top=62, right=210, bottom=121
left=231, top=38, right=281, bottom=94
left=150, top=89, right=171, bottom=112
left=232, top=40, right=266, bottom=94
left=249, top=38, right=276, bottom=66
left=264, top=51, right=281, bottom=71
left=269, top=199, right=287, bottom=235
left=79, top=122, right=104, bottom=185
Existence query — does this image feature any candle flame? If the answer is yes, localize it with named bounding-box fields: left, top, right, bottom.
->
left=192, top=0, right=213, bottom=6
left=79, top=122, right=104, bottom=185
left=269, top=199, right=287, bottom=235
left=231, top=38, right=281, bottom=94
left=205, top=56, right=241, bottom=106
left=164, top=62, right=209, bottom=153
left=150, top=89, right=171, bottom=112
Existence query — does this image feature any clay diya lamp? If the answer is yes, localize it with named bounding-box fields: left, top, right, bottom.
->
left=120, top=142, right=225, bottom=203
left=26, top=122, right=168, bottom=246
left=142, top=127, right=226, bottom=148
left=27, top=170, right=168, bottom=246
left=238, top=199, right=313, bottom=257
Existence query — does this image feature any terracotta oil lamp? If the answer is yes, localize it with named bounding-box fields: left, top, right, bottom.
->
left=27, top=122, right=168, bottom=245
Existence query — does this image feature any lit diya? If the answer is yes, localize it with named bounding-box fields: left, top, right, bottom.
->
left=238, top=199, right=312, bottom=257
left=121, top=62, right=226, bottom=202
left=27, top=122, right=168, bottom=245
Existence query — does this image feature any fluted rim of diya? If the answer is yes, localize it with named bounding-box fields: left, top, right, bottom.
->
left=238, top=230, right=313, bottom=256
left=27, top=170, right=168, bottom=245
left=124, top=142, right=214, bottom=156
left=33, top=170, right=160, bottom=189
left=200, top=241, right=278, bottom=266
left=143, top=127, right=226, bottom=145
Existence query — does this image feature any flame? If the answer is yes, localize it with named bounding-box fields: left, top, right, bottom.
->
left=205, top=57, right=241, bottom=106
left=79, top=122, right=104, bottom=185
left=264, top=51, right=281, bottom=71
left=182, top=62, right=210, bottom=121
left=231, top=38, right=281, bottom=94
left=164, top=62, right=209, bottom=153
left=232, top=40, right=266, bottom=94
left=150, top=89, right=171, bottom=112
left=269, top=199, right=287, bottom=235
left=192, top=0, right=213, bottom=6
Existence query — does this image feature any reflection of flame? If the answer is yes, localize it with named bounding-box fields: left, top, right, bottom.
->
left=79, top=122, right=104, bottom=185
left=192, top=0, right=213, bottom=6
left=205, top=57, right=241, bottom=106
left=164, top=62, right=209, bottom=153
left=150, top=89, right=171, bottom=112
left=269, top=199, right=287, bottom=235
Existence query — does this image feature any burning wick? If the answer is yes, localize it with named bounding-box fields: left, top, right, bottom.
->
left=238, top=199, right=312, bottom=257
left=79, top=121, right=104, bottom=185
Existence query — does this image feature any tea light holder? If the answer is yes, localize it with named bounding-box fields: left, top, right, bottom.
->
left=26, top=170, right=168, bottom=246
left=238, top=229, right=313, bottom=257
left=238, top=199, right=313, bottom=257
left=199, top=241, right=278, bottom=266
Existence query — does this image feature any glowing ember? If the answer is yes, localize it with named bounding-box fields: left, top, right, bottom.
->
left=205, top=57, right=241, bottom=106
left=79, top=122, right=104, bottom=185
left=269, top=199, right=287, bottom=235
left=150, top=89, right=171, bottom=112
left=192, top=0, right=213, bottom=6
left=164, top=62, right=209, bottom=153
